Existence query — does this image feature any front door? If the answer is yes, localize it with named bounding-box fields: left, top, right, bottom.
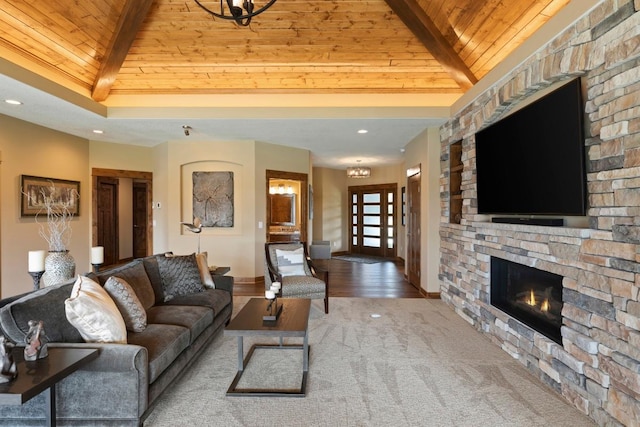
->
left=349, top=183, right=397, bottom=258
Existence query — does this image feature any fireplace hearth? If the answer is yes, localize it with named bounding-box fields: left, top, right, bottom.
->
left=490, top=257, right=563, bottom=344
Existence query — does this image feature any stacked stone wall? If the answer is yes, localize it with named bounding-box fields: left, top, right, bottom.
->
left=439, top=1, right=640, bottom=425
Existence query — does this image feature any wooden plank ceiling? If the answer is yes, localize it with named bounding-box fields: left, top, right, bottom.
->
left=0, top=0, right=570, bottom=102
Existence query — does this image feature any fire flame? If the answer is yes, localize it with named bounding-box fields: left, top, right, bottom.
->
left=527, top=289, right=536, bottom=306
left=541, top=299, right=550, bottom=312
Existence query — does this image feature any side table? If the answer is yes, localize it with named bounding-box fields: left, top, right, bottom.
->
left=0, top=347, right=99, bottom=427
left=210, top=266, right=231, bottom=276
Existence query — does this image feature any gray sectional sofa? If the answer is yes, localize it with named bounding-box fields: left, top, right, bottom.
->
left=0, top=253, right=233, bottom=426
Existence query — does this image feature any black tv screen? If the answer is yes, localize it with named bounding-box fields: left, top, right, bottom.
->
left=475, top=78, right=587, bottom=216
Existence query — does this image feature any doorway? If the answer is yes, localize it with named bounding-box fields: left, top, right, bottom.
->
left=406, top=169, right=421, bottom=289
left=349, top=183, right=397, bottom=258
left=92, top=168, right=152, bottom=267
left=266, top=170, right=308, bottom=243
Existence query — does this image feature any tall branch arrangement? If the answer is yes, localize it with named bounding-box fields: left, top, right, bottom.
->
left=25, top=182, right=78, bottom=252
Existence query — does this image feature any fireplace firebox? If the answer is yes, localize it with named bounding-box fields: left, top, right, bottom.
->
left=490, top=257, right=563, bottom=344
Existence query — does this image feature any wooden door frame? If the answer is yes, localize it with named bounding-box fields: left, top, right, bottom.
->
left=406, top=167, right=421, bottom=289
left=266, top=170, right=308, bottom=243
left=92, top=168, right=153, bottom=257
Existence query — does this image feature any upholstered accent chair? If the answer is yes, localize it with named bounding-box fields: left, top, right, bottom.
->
left=265, top=242, right=329, bottom=313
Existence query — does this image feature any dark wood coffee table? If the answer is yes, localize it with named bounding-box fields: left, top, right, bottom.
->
left=0, top=347, right=99, bottom=427
left=224, top=297, right=311, bottom=397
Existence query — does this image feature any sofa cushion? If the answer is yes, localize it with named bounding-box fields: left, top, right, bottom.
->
left=127, top=323, right=190, bottom=383
left=160, top=288, right=231, bottom=317
left=104, top=276, right=148, bottom=333
left=0, top=281, right=83, bottom=344
left=93, top=260, right=156, bottom=310
left=146, top=305, right=213, bottom=344
left=142, top=254, right=166, bottom=305
left=65, top=276, right=127, bottom=344
left=157, top=253, right=204, bottom=301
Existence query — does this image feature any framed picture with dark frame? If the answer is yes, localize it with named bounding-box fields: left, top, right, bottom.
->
left=21, top=175, right=80, bottom=217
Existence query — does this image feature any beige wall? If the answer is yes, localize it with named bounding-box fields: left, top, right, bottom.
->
left=1, top=112, right=435, bottom=294
left=0, top=114, right=91, bottom=298
left=403, top=127, right=441, bottom=293
left=312, top=163, right=407, bottom=255
left=312, top=167, right=347, bottom=251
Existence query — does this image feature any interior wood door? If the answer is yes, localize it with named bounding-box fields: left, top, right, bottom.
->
left=407, top=172, right=421, bottom=289
left=132, top=182, right=149, bottom=259
left=97, top=177, right=119, bottom=266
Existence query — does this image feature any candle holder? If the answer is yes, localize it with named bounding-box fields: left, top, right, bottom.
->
left=28, top=271, right=45, bottom=291
left=263, top=295, right=283, bottom=321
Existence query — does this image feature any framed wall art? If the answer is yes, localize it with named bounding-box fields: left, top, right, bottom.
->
left=21, top=175, right=80, bottom=217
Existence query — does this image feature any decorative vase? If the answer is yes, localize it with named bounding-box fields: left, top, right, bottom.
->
left=42, top=251, right=76, bottom=287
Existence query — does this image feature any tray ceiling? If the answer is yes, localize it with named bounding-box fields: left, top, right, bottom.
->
left=0, top=0, right=571, bottom=101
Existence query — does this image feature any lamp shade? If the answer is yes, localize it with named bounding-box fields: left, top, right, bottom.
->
left=346, top=166, right=371, bottom=178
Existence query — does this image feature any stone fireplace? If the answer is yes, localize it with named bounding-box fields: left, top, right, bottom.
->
left=490, top=257, right=563, bottom=345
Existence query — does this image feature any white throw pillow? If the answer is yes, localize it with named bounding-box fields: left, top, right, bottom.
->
left=196, top=252, right=216, bottom=289
left=65, top=275, right=127, bottom=343
left=275, top=248, right=306, bottom=276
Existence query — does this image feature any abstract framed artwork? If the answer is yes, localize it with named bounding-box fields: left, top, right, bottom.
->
left=192, top=171, right=234, bottom=227
left=21, top=175, right=80, bottom=217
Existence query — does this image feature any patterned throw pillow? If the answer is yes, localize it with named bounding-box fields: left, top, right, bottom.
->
left=275, top=248, right=307, bottom=276
left=64, top=276, right=127, bottom=343
left=157, top=253, right=205, bottom=302
left=104, top=276, right=147, bottom=333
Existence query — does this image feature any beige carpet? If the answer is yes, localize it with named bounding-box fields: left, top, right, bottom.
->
left=143, top=297, right=595, bottom=426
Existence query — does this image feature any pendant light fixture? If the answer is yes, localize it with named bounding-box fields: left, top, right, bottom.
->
left=194, top=0, right=277, bottom=26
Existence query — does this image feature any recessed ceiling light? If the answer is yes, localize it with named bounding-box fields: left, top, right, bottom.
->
left=357, top=129, right=368, bottom=134
left=92, top=129, right=104, bottom=134
left=370, top=313, right=382, bottom=318
left=4, top=99, right=22, bottom=105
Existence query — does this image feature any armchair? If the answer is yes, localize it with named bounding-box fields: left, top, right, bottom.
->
left=264, top=242, right=329, bottom=313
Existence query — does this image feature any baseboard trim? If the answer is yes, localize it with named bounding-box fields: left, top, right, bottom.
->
left=233, top=276, right=263, bottom=285
left=420, top=288, right=441, bottom=299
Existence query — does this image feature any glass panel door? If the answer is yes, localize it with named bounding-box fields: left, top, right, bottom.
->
left=349, top=184, right=396, bottom=257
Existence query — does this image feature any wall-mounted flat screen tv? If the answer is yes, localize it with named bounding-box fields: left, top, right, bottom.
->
left=475, top=78, right=587, bottom=216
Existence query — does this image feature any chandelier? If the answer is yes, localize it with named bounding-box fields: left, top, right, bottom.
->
left=194, top=0, right=278, bottom=26
left=347, top=164, right=371, bottom=178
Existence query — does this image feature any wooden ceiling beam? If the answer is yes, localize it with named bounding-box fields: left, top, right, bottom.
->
left=384, top=0, right=477, bottom=90
left=91, top=0, right=155, bottom=101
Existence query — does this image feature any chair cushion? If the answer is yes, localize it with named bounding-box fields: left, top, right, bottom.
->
left=281, top=275, right=326, bottom=298
left=275, top=248, right=306, bottom=276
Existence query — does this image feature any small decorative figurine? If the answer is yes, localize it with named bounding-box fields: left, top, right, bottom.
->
left=0, top=335, right=17, bottom=383
left=24, top=320, right=48, bottom=361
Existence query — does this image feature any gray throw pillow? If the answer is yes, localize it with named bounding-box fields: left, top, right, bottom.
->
left=104, top=276, right=147, bottom=333
left=157, top=253, right=205, bottom=302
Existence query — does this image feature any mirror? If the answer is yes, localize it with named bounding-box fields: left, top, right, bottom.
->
left=270, top=193, right=296, bottom=225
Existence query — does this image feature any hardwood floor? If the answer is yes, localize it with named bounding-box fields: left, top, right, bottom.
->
left=234, top=257, right=424, bottom=298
